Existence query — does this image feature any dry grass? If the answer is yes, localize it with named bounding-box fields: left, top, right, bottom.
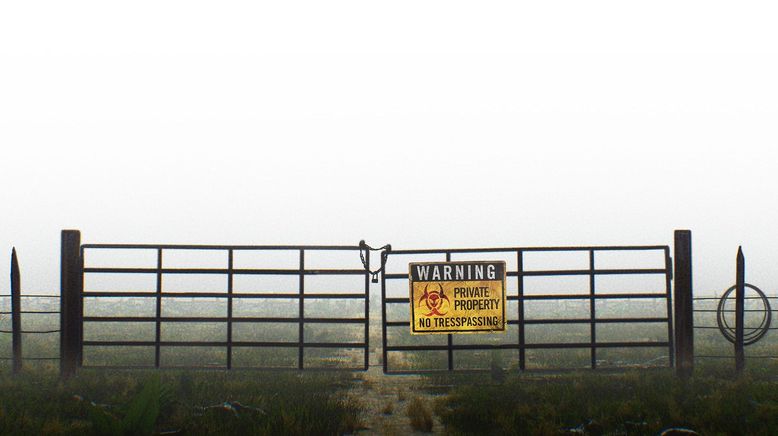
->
left=406, top=397, right=434, bottom=432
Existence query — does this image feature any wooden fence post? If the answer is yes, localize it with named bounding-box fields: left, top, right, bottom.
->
left=674, top=230, right=694, bottom=377
left=60, top=230, right=82, bottom=379
left=735, top=247, right=745, bottom=373
left=11, top=248, right=22, bottom=374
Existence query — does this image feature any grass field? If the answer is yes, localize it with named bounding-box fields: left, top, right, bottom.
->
left=3, top=294, right=778, bottom=435
left=5, top=360, right=778, bottom=435
left=431, top=365, right=778, bottom=435
left=0, top=369, right=363, bottom=435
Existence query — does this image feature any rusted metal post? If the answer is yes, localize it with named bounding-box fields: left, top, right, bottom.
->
left=60, top=230, right=82, bottom=379
left=673, top=230, right=694, bottom=377
left=517, top=250, right=526, bottom=371
left=588, top=249, right=597, bottom=369
left=363, top=249, right=370, bottom=370
left=381, top=255, right=388, bottom=373
left=735, top=246, right=745, bottom=373
left=226, top=249, right=233, bottom=370
left=298, top=249, right=305, bottom=370
left=446, top=252, right=453, bottom=371
left=154, top=248, right=162, bottom=368
left=11, top=248, right=22, bottom=374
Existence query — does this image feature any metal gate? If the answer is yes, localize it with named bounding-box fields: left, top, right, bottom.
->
left=61, top=231, right=370, bottom=372
left=381, top=245, right=674, bottom=373
left=24, top=229, right=690, bottom=377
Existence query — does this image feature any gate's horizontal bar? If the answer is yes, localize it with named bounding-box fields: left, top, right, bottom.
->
left=80, top=364, right=367, bottom=371
left=383, top=293, right=667, bottom=304
left=83, top=267, right=366, bottom=275
left=0, top=294, right=60, bottom=298
left=83, top=340, right=367, bottom=348
left=387, top=245, right=668, bottom=255
left=83, top=340, right=220, bottom=346
left=0, top=356, right=59, bottom=360
left=385, top=321, right=410, bottom=327
left=531, top=341, right=670, bottom=349
left=384, top=268, right=667, bottom=280
left=16, top=357, right=60, bottom=361
left=299, top=318, right=367, bottom=324
left=693, top=309, right=768, bottom=313
left=0, top=329, right=60, bottom=334
left=512, top=317, right=669, bottom=325
left=385, top=341, right=669, bottom=351
left=385, top=318, right=667, bottom=327
left=521, top=293, right=668, bottom=300
left=381, top=369, right=492, bottom=375
left=516, top=269, right=668, bottom=276
left=383, top=274, right=407, bottom=279
left=298, top=342, right=367, bottom=348
left=221, top=341, right=297, bottom=347
left=387, top=344, right=517, bottom=351
left=82, top=244, right=361, bottom=251
left=694, top=296, right=769, bottom=301
left=83, top=316, right=366, bottom=324
left=82, top=291, right=366, bottom=299
left=383, top=366, right=670, bottom=375
left=384, top=297, right=409, bottom=304
left=301, top=293, right=366, bottom=299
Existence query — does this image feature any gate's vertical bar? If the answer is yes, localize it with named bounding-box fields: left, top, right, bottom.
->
left=363, top=249, right=370, bottom=370
left=589, top=249, right=596, bottom=369
left=664, top=246, right=675, bottom=368
left=381, top=256, right=388, bottom=373
left=11, top=248, right=22, bottom=374
left=673, top=230, right=693, bottom=377
left=446, top=252, right=453, bottom=371
left=227, top=249, right=234, bottom=370
left=735, top=247, right=745, bottom=373
left=517, top=250, right=526, bottom=371
left=77, top=246, right=85, bottom=368
left=155, top=248, right=162, bottom=368
left=60, top=229, right=82, bottom=379
left=298, top=249, right=305, bottom=370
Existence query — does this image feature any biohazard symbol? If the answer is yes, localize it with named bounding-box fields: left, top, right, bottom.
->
left=418, top=283, right=450, bottom=317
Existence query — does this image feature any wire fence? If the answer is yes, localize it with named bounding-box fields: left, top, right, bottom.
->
left=693, top=289, right=778, bottom=361
left=0, top=294, right=61, bottom=365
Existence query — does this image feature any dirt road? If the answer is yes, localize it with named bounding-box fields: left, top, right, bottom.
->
left=349, top=363, right=447, bottom=435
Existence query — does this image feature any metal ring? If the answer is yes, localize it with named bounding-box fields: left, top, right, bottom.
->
left=718, top=285, right=771, bottom=343
left=715, top=283, right=772, bottom=345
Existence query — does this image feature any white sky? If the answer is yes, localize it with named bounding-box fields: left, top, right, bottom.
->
left=1, top=1, right=777, bottom=294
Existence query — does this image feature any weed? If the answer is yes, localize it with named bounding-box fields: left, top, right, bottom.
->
left=406, top=397, right=433, bottom=432
left=0, top=370, right=363, bottom=436
left=435, top=369, right=778, bottom=435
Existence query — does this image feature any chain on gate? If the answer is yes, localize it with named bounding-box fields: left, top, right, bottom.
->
left=358, top=240, right=391, bottom=283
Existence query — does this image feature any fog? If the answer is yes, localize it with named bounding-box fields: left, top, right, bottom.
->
left=1, top=1, right=777, bottom=295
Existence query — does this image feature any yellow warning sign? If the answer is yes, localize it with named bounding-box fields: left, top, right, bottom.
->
left=409, top=261, right=506, bottom=334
